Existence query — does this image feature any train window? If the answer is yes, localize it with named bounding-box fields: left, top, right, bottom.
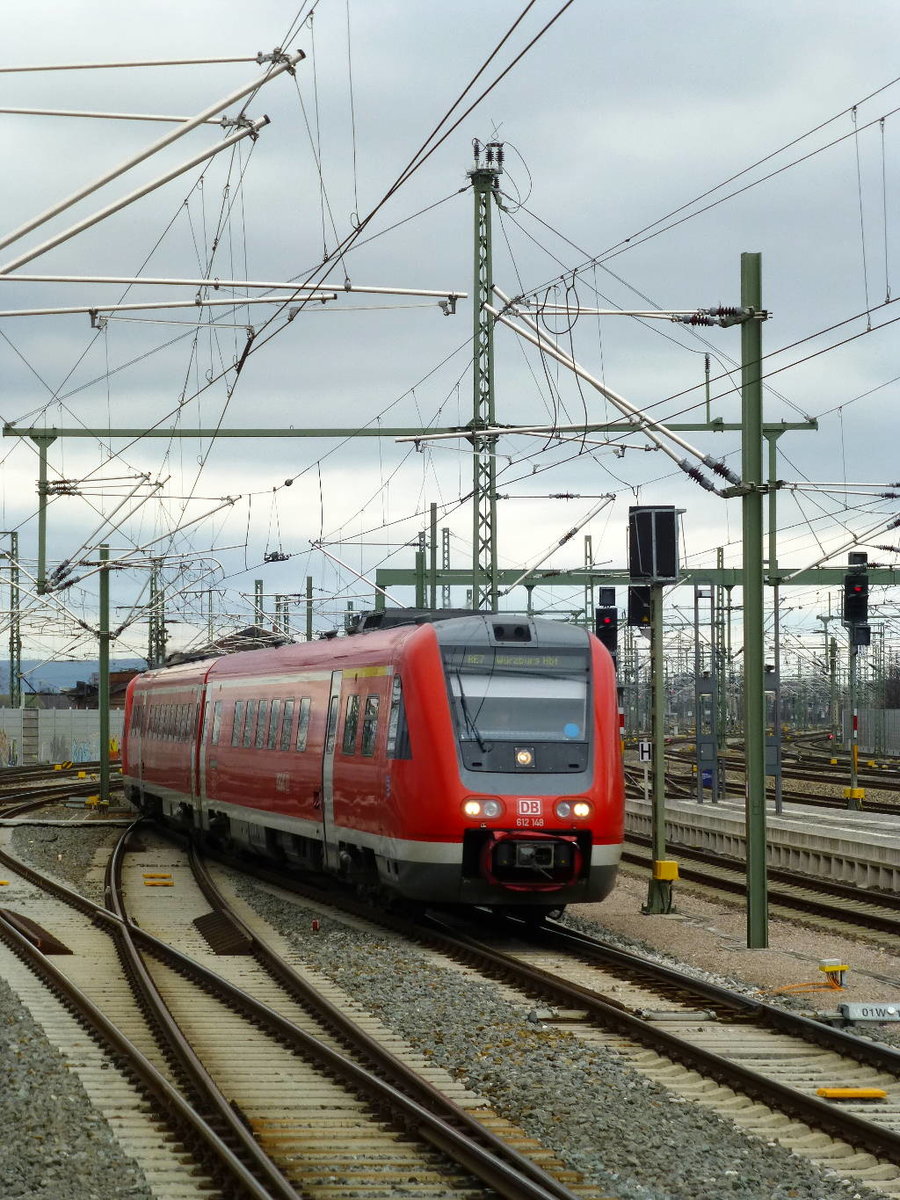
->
left=325, top=695, right=340, bottom=753
left=267, top=698, right=282, bottom=749
left=210, top=701, right=223, bottom=745
left=386, top=677, right=411, bottom=760
left=295, top=697, right=311, bottom=751
left=280, top=699, right=295, bottom=751
left=243, top=699, right=258, bottom=748
left=342, top=695, right=360, bottom=754
left=231, top=700, right=245, bottom=747
left=361, top=695, right=379, bottom=756
left=256, top=699, right=270, bottom=749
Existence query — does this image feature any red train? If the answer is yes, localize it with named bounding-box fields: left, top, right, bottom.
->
left=122, top=611, right=624, bottom=914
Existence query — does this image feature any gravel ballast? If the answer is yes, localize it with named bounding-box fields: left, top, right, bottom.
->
left=4, top=813, right=899, bottom=1200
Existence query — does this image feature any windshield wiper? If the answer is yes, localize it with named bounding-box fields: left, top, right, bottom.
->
left=454, top=671, right=488, bottom=753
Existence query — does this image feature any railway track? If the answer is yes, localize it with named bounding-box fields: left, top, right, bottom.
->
left=0, top=815, right=596, bottom=1200
left=410, top=911, right=900, bottom=1194
left=618, top=834, right=900, bottom=949
left=624, top=759, right=900, bottom=814
left=175, top=839, right=900, bottom=1196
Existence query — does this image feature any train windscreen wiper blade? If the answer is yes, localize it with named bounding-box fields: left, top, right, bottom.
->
left=454, top=671, right=488, bottom=753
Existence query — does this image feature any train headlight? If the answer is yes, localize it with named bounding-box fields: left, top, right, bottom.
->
left=462, top=797, right=504, bottom=819
left=555, top=800, right=573, bottom=819
left=515, top=747, right=534, bottom=768
left=572, top=801, right=591, bottom=818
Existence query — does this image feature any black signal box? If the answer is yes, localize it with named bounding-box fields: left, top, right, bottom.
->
left=627, top=586, right=652, bottom=627
left=628, top=506, right=679, bottom=582
left=842, top=573, right=868, bottom=624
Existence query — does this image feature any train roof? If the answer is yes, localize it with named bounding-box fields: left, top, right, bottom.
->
left=128, top=612, right=593, bottom=690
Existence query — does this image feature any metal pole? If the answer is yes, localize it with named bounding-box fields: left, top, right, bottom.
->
left=693, top=584, right=702, bottom=804
left=4, top=532, right=21, bottom=707
left=767, top=432, right=783, bottom=815
left=643, top=582, right=674, bottom=913
left=254, top=580, right=264, bottom=626
left=306, top=576, right=314, bottom=639
left=99, top=544, right=110, bottom=806
left=441, top=528, right=451, bottom=609
left=848, top=637, right=861, bottom=808
left=33, top=434, right=56, bottom=594
left=470, top=143, right=501, bottom=612
left=741, top=251, right=768, bottom=948
left=429, top=503, right=438, bottom=610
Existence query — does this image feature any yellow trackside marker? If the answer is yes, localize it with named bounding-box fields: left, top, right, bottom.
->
left=78, top=771, right=86, bottom=778
left=142, top=873, right=172, bottom=879
left=53, top=764, right=62, bottom=771
left=817, top=1088, right=887, bottom=1101
left=0, top=881, right=9, bottom=886
left=144, top=881, right=174, bottom=887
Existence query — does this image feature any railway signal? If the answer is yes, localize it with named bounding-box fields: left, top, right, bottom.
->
left=594, top=606, right=618, bottom=656
left=842, top=573, right=868, bottom=625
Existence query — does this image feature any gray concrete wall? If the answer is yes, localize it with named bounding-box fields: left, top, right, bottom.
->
left=0, top=709, right=124, bottom=765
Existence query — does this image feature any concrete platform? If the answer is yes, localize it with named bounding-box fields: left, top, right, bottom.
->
left=625, top=794, right=900, bottom=893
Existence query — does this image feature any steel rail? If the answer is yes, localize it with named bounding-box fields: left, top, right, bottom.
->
left=415, top=913, right=900, bottom=1165
left=0, top=910, right=273, bottom=1198
left=187, top=842, right=582, bottom=1200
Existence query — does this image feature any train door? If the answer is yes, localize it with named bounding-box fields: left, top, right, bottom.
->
left=319, top=670, right=342, bottom=869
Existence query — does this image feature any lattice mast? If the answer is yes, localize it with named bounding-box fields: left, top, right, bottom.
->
left=469, top=140, right=503, bottom=612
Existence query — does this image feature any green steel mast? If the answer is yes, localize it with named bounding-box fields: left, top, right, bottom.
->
left=469, top=140, right=503, bottom=612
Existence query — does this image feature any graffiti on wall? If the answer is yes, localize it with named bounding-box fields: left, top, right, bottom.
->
left=0, top=730, right=19, bottom=766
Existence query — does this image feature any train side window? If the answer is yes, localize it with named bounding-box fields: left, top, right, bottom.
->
left=255, top=699, right=270, bottom=749
left=243, top=699, right=258, bottom=748
left=325, top=695, right=340, bottom=754
left=296, top=697, right=311, bottom=751
left=386, top=677, right=411, bottom=759
left=231, top=700, right=245, bottom=747
left=280, top=699, right=295, bottom=751
left=267, top=698, right=282, bottom=750
left=342, top=695, right=360, bottom=754
left=210, top=701, right=223, bottom=745
left=361, top=694, right=379, bottom=756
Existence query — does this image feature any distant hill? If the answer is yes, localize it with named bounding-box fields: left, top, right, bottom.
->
left=0, top=659, right=146, bottom=694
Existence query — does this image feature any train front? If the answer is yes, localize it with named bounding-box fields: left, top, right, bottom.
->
left=432, top=615, right=624, bottom=909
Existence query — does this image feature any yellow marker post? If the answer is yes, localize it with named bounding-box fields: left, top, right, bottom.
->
left=652, top=860, right=679, bottom=882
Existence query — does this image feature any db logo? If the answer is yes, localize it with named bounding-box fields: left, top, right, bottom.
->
left=517, top=799, right=542, bottom=816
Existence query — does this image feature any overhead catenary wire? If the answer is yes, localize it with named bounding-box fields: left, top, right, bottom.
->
left=488, top=288, right=740, bottom=492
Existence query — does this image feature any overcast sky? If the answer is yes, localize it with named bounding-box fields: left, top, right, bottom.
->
left=2, top=0, right=900, bottom=667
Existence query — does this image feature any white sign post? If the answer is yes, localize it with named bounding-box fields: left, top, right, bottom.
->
left=638, top=739, right=652, bottom=804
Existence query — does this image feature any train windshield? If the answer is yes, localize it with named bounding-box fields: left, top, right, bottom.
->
left=442, top=647, right=589, bottom=743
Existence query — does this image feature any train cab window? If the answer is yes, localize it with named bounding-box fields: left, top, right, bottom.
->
left=210, top=701, right=223, bottom=745
left=361, top=694, right=380, bottom=756
left=280, top=699, right=295, bottom=751
left=386, top=677, right=411, bottom=760
left=295, top=697, right=311, bottom=751
left=255, top=699, right=270, bottom=749
left=243, top=699, right=258, bottom=748
left=231, top=700, right=245, bottom=747
left=268, top=698, right=282, bottom=750
left=342, top=695, right=360, bottom=754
